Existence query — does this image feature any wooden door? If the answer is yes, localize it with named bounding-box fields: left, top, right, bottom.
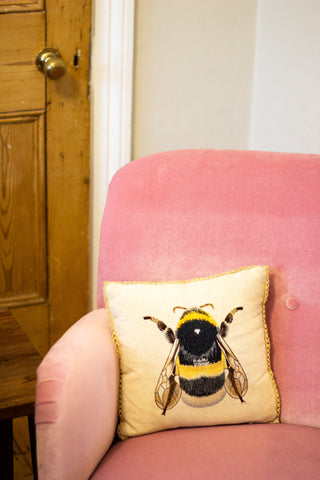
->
left=0, top=1, right=91, bottom=478
left=0, top=0, right=91, bottom=354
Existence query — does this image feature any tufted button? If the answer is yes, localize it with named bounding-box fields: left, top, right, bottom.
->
left=286, top=296, right=300, bottom=310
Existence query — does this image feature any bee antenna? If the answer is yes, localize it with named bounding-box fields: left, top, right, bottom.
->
left=173, top=306, right=187, bottom=314
left=199, top=303, right=214, bottom=311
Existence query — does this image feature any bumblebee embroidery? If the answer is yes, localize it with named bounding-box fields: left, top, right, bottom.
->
left=144, top=304, right=248, bottom=415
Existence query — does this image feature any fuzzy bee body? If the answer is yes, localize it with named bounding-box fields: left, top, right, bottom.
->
left=175, top=309, right=227, bottom=407
left=144, top=305, right=248, bottom=415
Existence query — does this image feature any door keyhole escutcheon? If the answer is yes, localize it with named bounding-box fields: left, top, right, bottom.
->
left=36, top=48, right=67, bottom=80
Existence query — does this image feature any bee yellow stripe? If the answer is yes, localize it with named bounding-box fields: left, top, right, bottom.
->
left=177, top=310, right=218, bottom=328
left=178, top=358, right=225, bottom=379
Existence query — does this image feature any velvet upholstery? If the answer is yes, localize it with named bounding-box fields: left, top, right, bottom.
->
left=36, top=150, right=320, bottom=479
left=91, top=424, right=320, bottom=480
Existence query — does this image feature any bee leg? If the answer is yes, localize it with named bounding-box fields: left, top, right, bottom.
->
left=220, top=307, right=243, bottom=338
left=144, top=316, right=175, bottom=344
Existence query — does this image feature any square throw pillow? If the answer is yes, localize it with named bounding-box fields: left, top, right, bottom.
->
left=104, top=265, right=280, bottom=439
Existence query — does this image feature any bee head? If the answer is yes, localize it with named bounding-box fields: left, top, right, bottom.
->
left=175, top=307, right=219, bottom=356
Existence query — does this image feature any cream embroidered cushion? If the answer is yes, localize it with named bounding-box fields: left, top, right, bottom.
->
left=104, top=265, right=280, bottom=439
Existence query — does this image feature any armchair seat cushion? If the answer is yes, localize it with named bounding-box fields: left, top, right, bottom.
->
left=91, top=423, right=320, bottom=480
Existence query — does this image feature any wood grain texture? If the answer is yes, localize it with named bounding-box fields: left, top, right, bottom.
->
left=0, top=310, right=42, bottom=420
left=11, top=303, right=49, bottom=357
left=46, top=0, right=91, bottom=343
left=13, top=416, right=34, bottom=480
left=0, top=310, right=40, bottom=478
left=0, top=0, right=43, bottom=13
left=0, top=12, right=45, bottom=112
left=0, top=113, right=47, bottom=308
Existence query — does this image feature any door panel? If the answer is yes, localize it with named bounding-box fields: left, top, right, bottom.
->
left=0, top=0, right=44, bottom=13
left=0, top=12, right=45, bottom=111
left=0, top=112, right=46, bottom=308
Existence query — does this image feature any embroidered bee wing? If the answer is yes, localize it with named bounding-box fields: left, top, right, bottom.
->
left=155, top=338, right=181, bottom=415
left=216, top=334, right=248, bottom=402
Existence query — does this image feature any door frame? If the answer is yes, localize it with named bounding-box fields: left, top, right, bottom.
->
left=90, top=0, right=135, bottom=308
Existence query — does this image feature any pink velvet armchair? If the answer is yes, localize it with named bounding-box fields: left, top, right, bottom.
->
left=35, top=150, right=320, bottom=479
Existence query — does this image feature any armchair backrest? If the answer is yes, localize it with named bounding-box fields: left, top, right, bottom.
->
left=98, top=149, right=320, bottom=428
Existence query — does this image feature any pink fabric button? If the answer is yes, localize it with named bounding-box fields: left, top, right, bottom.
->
left=286, top=297, right=300, bottom=310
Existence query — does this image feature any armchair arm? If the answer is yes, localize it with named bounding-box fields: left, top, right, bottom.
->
left=35, top=309, right=119, bottom=480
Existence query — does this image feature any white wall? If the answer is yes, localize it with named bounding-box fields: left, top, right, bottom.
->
left=132, top=0, right=320, bottom=159
left=250, top=0, right=320, bottom=154
left=132, top=0, right=258, bottom=159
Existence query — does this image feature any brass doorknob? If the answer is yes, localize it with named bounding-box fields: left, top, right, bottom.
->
left=36, top=48, right=67, bottom=80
